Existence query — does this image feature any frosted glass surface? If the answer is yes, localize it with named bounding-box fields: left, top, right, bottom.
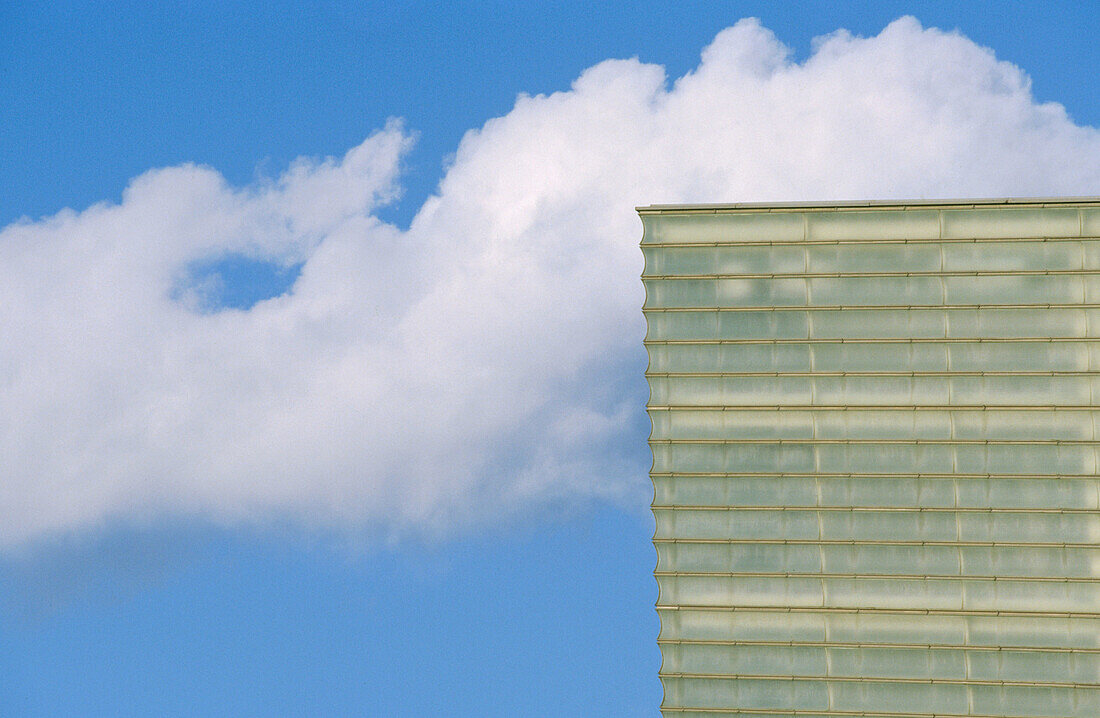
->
left=643, top=203, right=1100, bottom=716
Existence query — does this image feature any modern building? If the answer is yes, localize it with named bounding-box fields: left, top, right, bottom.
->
left=640, top=199, right=1100, bottom=717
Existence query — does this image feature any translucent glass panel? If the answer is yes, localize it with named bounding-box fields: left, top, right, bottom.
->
left=642, top=240, right=1100, bottom=276
left=643, top=274, right=1100, bottom=308
left=642, top=203, right=1100, bottom=717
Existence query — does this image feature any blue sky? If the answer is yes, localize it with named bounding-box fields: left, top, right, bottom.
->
left=3, top=3, right=1100, bottom=716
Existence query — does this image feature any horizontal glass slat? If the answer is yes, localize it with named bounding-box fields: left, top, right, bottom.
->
left=642, top=240, right=1100, bottom=275
left=655, top=574, right=1100, bottom=612
left=645, top=307, right=1100, bottom=340
left=655, top=543, right=1100, bottom=578
left=640, top=206, right=1094, bottom=245
left=646, top=375, right=1100, bottom=406
left=656, top=608, right=1100, bottom=649
left=661, top=676, right=1100, bottom=714
left=650, top=441, right=1100, bottom=475
left=651, top=475, right=1100, bottom=509
left=646, top=340, right=1100, bottom=372
left=648, top=408, right=1100, bottom=441
left=652, top=508, right=1100, bottom=543
left=642, top=275, right=1100, bottom=308
left=659, top=643, right=1100, bottom=684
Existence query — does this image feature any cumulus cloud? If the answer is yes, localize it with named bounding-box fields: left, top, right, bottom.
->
left=3, top=17, right=1100, bottom=547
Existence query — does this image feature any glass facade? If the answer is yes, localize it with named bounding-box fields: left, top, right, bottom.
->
left=641, top=200, right=1100, bottom=717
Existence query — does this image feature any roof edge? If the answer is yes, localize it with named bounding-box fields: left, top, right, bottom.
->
left=636, top=197, right=1100, bottom=214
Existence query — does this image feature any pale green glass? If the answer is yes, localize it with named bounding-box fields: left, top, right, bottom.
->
left=644, top=201, right=1100, bottom=716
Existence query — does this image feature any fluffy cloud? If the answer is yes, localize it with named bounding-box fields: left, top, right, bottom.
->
left=3, top=17, right=1100, bottom=547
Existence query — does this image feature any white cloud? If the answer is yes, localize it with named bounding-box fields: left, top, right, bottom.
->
left=3, top=17, right=1100, bottom=547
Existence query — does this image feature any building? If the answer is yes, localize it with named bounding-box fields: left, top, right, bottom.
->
left=640, top=199, right=1100, bottom=717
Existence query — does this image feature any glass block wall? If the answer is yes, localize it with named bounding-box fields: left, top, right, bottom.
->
left=640, top=200, right=1100, bottom=717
